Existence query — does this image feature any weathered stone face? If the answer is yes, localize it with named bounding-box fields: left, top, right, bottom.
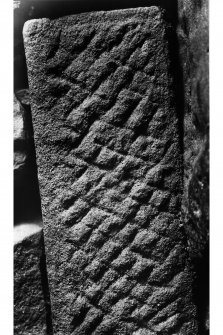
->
left=14, top=232, right=48, bottom=335
left=178, top=1, right=209, bottom=333
left=178, top=0, right=209, bottom=257
left=24, top=7, right=197, bottom=334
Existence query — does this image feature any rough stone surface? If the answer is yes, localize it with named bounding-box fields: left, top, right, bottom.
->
left=24, top=8, right=197, bottom=334
left=14, top=231, right=48, bottom=335
left=178, top=1, right=209, bottom=334
left=178, top=0, right=209, bottom=257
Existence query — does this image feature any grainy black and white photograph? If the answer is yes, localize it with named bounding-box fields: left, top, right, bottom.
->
left=13, top=0, right=209, bottom=334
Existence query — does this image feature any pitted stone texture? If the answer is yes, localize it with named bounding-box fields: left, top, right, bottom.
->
left=24, top=7, right=197, bottom=334
left=14, top=231, right=47, bottom=335
left=178, top=0, right=209, bottom=257
left=178, top=1, right=209, bottom=333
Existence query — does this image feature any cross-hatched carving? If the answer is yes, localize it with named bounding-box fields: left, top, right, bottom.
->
left=24, top=7, right=198, bottom=335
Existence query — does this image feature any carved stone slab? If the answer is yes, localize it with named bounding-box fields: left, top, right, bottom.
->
left=24, top=7, right=197, bottom=334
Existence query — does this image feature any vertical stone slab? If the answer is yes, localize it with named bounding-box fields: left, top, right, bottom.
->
left=24, top=7, right=197, bottom=334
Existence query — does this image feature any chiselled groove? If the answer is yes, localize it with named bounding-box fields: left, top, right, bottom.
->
left=46, top=29, right=62, bottom=60
left=46, top=21, right=139, bottom=100
left=46, top=29, right=97, bottom=76
left=65, top=65, right=135, bottom=134
left=70, top=303, right=90, bottom=331
left=24, top=8, right=198, bottom=334
left=46, top=21, right=154, bottom=126
left=131, top=290, right=183, bottom=326
left=65, top=123, right=170, bottom=172
left=71, top=21, right=144, bottom=80
left=48, top=77, right=71, bottom=99
left=149, top=298, right=182, bottom=326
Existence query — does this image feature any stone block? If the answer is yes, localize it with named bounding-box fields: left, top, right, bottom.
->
left=14, top=231, right=49, bottom=335
left=24, top=7, right=197, bottom=334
